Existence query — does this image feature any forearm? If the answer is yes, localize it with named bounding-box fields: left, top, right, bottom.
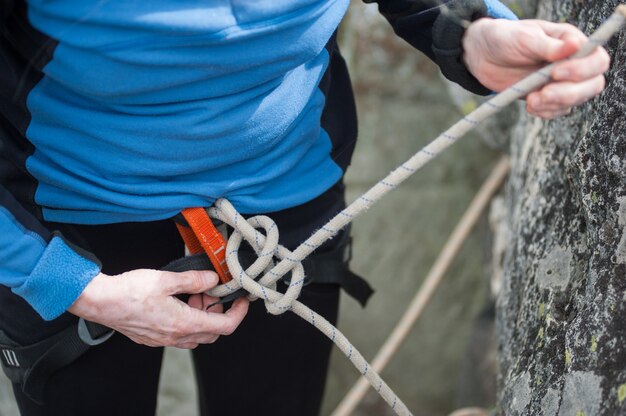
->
left=367, top=0, right=518, bottom=94
left=0, top=185, right=101, bottom=320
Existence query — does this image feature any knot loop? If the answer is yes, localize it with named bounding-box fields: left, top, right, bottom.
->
left=206, top=199, right=307, bottom=315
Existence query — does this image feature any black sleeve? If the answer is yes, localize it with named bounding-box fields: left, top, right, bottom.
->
left=0, top=0, right=102, bottom=320
left=365, top=0, right=492, bottom=95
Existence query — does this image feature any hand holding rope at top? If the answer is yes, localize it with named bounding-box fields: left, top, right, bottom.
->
left=428, top=0, right=610, bottom=119
left=463, top=18, right=611, bottom=118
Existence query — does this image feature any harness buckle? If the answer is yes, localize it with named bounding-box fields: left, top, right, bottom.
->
left=77, top=319, right=114, bottom=346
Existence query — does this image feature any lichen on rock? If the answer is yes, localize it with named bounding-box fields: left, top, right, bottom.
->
left=536, top=246, right=572, bottom=292
left=496, top=1, right=626, bottom=415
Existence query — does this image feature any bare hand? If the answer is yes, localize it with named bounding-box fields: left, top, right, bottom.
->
left=68, top=269, right=249, bottom=349
left=463, top=19, right=611, bottom=119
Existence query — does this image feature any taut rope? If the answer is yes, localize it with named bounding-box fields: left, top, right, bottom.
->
left=332, top=157, right=511, bottom=416
left=202, top=8, right=626, bottom=416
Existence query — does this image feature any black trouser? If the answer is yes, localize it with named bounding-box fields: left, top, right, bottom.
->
left=0, top=182, right=347, bottom=416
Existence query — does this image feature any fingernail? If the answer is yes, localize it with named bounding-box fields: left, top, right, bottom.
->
left=207, top=271, right=218, bottom=283
left=553, top=68, right=569, bottom=79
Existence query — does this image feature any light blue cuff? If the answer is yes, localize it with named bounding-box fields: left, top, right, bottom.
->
left=485, top=0, right=519, bottom=20
left=12, top=235, right=101, bottom=321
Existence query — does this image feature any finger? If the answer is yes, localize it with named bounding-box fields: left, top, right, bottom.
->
left=528, top=107, right=572, bottom=120
left=527, top=91, right=572, bottom=112
left=188, top=293, right=221, bottom=311
left=528, top=100, right=571, bottom=114
left=188, top=293, right=204, bottom=310
left=524, top=30, right=579, bottom=62
left=552, top=47, right=611, bottom=81
left=543, top=37, right=579, bottom=62
left=557, top=30, right=587, bottom=50
left=175, top=342, right=199, bottom=350
left=540, top=75, right=606, bottom=109
left=187, top=297, right=249, bottom=336
left=178, top=333, right=220, bottom=345
left=161, top=270, right=219, bottom=295
left=203, top=294, right=223, bottom=313
left=527, top=20, right=587, bottom=45
left=527, top=76, right=605, bottom=112
left=127, top=334, right=163, bottom=348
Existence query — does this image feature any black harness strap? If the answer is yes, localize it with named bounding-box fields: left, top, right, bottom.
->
left=0, top=320, right=111, bottom=404
left=163, top=235, right=374, bottom=307
left=301, top=258, right=374, bottom=307
left=0, top=231, right=372, bottom=405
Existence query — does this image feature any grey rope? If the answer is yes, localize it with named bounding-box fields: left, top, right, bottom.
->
left=202, top=8, right=626, bottom=416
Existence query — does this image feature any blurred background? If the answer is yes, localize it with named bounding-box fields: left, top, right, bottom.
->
left=0, top=1, right=514, bottom=415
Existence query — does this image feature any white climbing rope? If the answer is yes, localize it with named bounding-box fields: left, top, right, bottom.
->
left=332, top=157, right=511, bottom=416
left=201, top=8, right=626, bottom=416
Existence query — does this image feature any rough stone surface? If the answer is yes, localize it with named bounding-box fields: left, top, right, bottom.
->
left=501, top=371, right=532, bottom=416
left=536, top=246, right=572, bottom=292
left=497, top=1, right=626, bottom=415
left=558, top=371, right=603, bottom=416
left=613, top=197, right=626, bottom=264
left=541, top=388, right=560, bottom=416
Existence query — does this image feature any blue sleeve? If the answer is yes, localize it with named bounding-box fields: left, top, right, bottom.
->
left=0, top=186, right=101, bottom=321
left=484, top=0, right=518, bottom=20
left=367, top=0, right=518, bottom=95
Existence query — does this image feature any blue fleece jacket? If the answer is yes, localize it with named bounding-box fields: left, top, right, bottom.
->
left=0, top=0, right=515, bottom=320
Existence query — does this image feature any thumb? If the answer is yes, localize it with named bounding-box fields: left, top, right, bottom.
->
left=535, top=34, right=580, bottom=62
left=162, top=270, right=219, bottom=295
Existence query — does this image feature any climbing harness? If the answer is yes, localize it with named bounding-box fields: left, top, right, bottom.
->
left=1, top=6, right=624, bottom=413
left=172, top=207, right=373, bottom=306
left=0, top=320, right=112, bottom=404
left=0, top=215, right=371, bottom=405
left=0, top=208, right=371, bottom=406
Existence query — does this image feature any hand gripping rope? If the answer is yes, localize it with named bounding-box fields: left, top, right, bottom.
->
left=187, top=8, right=626, bottom=416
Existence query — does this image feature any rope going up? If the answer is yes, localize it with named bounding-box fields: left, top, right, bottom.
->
left=332, top=157, right=511, bottom=416
left=199, top=7, right=626, bottom=416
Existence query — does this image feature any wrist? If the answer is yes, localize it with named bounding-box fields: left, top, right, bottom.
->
left=432, top=2, right=492, bottom=95
left=462, top=18, right=492, bottom=81
left=68, top=272, right=110, bottom=320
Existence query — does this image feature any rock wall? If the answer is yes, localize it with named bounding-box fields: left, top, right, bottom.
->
left=497, top=1, right=626, bottom=414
